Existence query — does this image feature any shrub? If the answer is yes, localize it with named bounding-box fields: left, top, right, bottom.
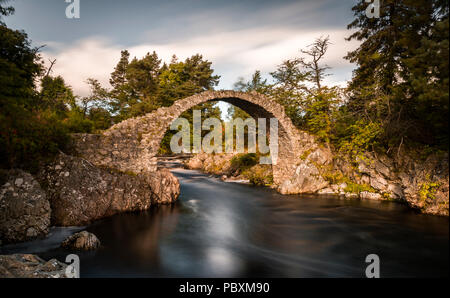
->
left=64, top=110, right=94, bottom=133
left=0, top=109, right=70, bottom=172
left=230, top=153, right=258, bottom=171
left=242, top=164, right=273, bottom=186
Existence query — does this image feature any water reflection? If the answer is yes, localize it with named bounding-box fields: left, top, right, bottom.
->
left=5, top=168, right=448, bottom=278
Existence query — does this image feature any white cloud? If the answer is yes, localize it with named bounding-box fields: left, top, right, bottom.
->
left=42, top=27, right=359, bottom=97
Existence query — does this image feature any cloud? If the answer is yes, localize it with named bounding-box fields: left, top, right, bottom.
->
left=41, top=26, right=359, bottom=97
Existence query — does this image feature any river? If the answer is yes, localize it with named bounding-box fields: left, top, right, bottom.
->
left=1, top=167, right=448, bottom=277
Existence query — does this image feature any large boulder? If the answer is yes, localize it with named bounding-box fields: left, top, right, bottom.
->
left=279, top=160, right=329, bottom=194
left=278, top=147, right=331, bottom=195
left=38, top=153, right=179, bottom=226
left=0, top=254, right=69, bottom=278
left=0, top=170, right=51, bottom=244
left=61, top=231, right=101, bottom=251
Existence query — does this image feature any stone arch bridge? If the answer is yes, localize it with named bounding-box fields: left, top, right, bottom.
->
left=73, top=90, right=327, bottom=193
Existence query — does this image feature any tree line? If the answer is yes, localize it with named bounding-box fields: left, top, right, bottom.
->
left=231, top=0, right=448, bottom=162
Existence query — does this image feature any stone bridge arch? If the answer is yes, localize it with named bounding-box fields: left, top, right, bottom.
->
left=73, top=90, right=321, bottom=189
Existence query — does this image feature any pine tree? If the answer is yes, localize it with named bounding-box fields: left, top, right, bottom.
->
left=345, top=0, right=449, bottom=151
left=109, top=50, right=132, bottom=117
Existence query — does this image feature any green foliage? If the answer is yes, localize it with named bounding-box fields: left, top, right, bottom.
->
left=127, top=51, right=161, bottom=102
left=303, top=87, right=340, bottom=145
left=345, top=0, right=449, bottom=152
left=0, top=109, right=70, bottom=171
left=39, top=75, right=76, bottom=112
left=343, top=182, right=375, bottom=194
left=337, top=120, right=382, bottom=161
left=320, top=168, right=375, bottom=194
left=159, top=54, right=220, bottom=107
left=108, top=51, right=221, bottom=154
left=242, top=164, right=273, bottom=186
left=419, top=176, right=441, bottom=206
left=0, top=21, right=72, bottom=170
left=64, top=109, right=93, bottom=133
left=0, top=24, right=42, bottom=109
left=230, top=153, right=258, bottom=171
left=234, top=70, right=269, bottom=94
left=299, top=149, right=312, bottom=161
left=88, top=107, right=112, bottom=131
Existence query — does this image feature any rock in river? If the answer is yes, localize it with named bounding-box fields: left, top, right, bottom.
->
left=61, top=231, right=101, bottom=251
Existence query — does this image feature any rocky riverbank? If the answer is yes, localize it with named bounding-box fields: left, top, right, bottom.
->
left=185, top=150, right=449, bottom=216
left=0, top=254, right=70, bottom=278
left=186, top=152, right=273, bottom=186
left=1, top=152, right=180, bottom=246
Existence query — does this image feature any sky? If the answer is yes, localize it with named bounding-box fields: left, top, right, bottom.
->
left=4, top=0, right=360, bottom=115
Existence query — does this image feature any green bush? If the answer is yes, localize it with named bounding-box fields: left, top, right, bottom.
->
left=230, top=153, right=258, bottom=171
left=242, top=164, right=273, bottom=186
left=88, top=107, right=112, bottom=131
left=0, top=109, right=70, bottom=172
left=64, top=110, right=94, bottom=133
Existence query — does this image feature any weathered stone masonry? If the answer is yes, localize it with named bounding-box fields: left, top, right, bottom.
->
left=72, top=90, right=324, bottom=190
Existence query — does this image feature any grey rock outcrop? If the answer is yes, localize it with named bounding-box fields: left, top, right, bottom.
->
left=279, top=146, right=332, bottom=194
left=0, top=170, right=51, bottom=244
left=38, top=153, right=179, bottom=226
left=354, top=152, right=449, bottom=216
left=61, top=231, right=101, bottom=250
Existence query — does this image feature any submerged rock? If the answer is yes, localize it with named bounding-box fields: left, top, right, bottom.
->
left=0, top=170, right=51, bottom=244
left=0, top=254, right=68, bottom=278
left=61, top=231, right=101, bottom=251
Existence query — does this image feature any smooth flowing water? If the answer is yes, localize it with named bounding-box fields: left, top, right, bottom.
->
left=2, top=168, right=448, bottom=277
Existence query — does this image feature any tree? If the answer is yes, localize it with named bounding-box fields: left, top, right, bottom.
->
left=230, top=70, right=267, bottom=121
left=0, top=18, right=69, bottom=169
left=79, top=78, right=110, bottom=116
left=269, top=58, right=308, bottom=127
left=403, top=1, right=449, bottom=147
left=268, top=36, right=340, bottom=144
left=127, top=51, right=161, bottom=100
left=345, top=0, right=449, bottom=151
left=298, top=37, right=340, bottom=146
left=39, top=75, right=76, bottom=113
left=234, top=70, right=269, bottom=94
left=0, top=24, right=42, bottom=111
left=299, top=36, right=330, bottom=94
left=109, top=50, right=132, bottom=116
left=158, top=54, right=220, bottom=106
